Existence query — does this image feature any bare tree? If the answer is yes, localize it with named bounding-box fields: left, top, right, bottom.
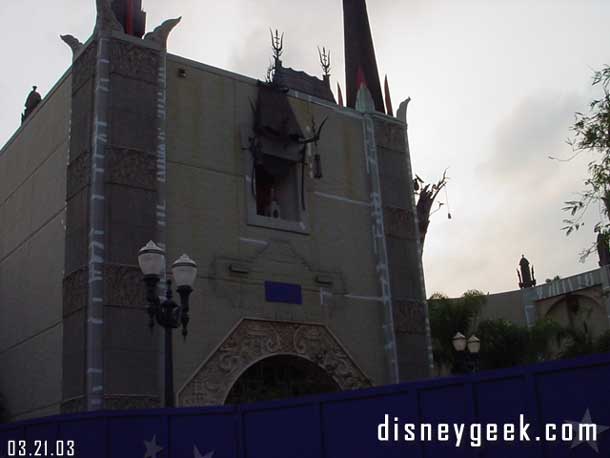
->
left=415, top=170, right=449, bottom=252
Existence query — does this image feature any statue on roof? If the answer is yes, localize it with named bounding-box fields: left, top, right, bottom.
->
left=518, top=255, right=536, bottom=289
left=21, top=86, right=42, bottom=124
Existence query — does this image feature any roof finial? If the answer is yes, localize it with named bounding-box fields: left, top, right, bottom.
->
left=343, top=0, right=385, bottom=113
left=318, top=46, right=332, bottom=80
left=384, top=75, right=394, bottom=116
left=270, top=29, right=284, bottom=65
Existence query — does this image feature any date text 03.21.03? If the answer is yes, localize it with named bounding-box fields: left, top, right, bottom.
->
left=5, top=440, right=76, bottom=457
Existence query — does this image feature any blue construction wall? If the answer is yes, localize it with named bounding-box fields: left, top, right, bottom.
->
left=1, top=353, right=609, bottom=457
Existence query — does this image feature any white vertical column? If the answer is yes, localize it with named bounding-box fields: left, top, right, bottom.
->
left=398, top=102, right=435, bottom=373
left=360, top=98, right=400, bottom=384
left=155, top=46, right=169, bottom=406
left=86, top=36, right=110, bottom=411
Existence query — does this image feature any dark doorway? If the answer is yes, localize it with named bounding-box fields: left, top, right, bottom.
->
left=225, top=355, right=340, bottom=405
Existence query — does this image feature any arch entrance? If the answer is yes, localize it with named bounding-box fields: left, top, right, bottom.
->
left=225, top=355, right=340, bottom=404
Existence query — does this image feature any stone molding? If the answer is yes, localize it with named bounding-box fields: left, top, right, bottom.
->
left=384, top=206, right=416, bottom=240
left=178, top=319, right=371, bottom=407
left=106, top=147, right=157, bottom=190
left=103, top=395, right=161, bottom=410
left=63, top=264, right=146, bottom=314
left=109, top=39, right=159, bottom=84
left=61, top=395, right=160, bottom=414
left=394, top=300, right=427, bottom=335
left=104, top=264, right=147, bottom=308
left=67, top=151, right=91, bottom=200
left=72, top=41, right=97, bottom=93
left=63, top=267, right=89, bottom=317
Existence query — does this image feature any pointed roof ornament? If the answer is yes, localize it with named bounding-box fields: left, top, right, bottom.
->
left=95, top=0, right=124, bottom=34
left=384, top=75, right=394, bottom=116
left=144, top=17, right=182, bottom=50
left=111, top=0, right=147, bottom=37
left=343, top=0, right=385, bottom=113
left=356, top=86, right=375, bottom=113
left=397, top=97, right=411, bottom=124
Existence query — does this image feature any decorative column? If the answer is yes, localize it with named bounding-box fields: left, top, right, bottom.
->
left=358, top=87, right=432, bottom=382
left=61, top=1, right=181, bottom=412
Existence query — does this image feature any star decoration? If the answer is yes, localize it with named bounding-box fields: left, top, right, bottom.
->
left=144, top=435, right=164, bottom=458
left=564, top=409, right=610, bottom=453
left=193, top=445, right=215, bottom=458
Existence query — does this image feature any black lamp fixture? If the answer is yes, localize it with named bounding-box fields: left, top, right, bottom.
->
left=138, top=241, right=198, bottom=408
left=452, top=332, right=481, bottom=375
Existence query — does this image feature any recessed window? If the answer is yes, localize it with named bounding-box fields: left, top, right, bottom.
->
left=254, top=156, right=299, bottom=222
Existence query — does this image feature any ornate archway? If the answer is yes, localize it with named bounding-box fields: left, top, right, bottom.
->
left=225, top=355, right=340, bottom=404
left=178, top=319, right=371, bottom=406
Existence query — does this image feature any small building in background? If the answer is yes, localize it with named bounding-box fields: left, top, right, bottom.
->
left=482, top=256, right=610, bottom=340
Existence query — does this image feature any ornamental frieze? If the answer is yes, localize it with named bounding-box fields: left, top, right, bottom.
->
left=178, top=319, right=371, bottom=407
left=393, top=299, right=427, bottom=335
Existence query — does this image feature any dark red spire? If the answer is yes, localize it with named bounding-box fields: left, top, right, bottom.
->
left=111, top=0, right=147, bottom=38
left=337, top=83, right=344, bottom=107
left=343, top=0, right=385, bottom=113
left=384, top=75, right=394, bottom=116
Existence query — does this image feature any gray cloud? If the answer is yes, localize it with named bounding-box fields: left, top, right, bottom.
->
left=423, top=90, right=599, bottom=296
left=479, top=91, right=584, bottom=181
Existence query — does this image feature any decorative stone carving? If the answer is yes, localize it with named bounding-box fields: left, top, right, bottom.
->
left=60, top=34, right=84, bottom=60
left=62, top=395, right=162, bottom=413
left=179, top=319, right=371, bottom=407
left=397, top=97, right=411, bottom=124
left=72, top=41, right=97, bottom=93
left=393, top=300, right=427, bottom=335
left=67, top=151, right=90, bottom=200
left=144, top=17, right=182, bottom=50
left=373, top=117, right=407, bottom=152
left=63, top=267, right=89, bottom=317
left=106, top=147, right=157, bottom=190
left=109, top=39, right=160, bottom=84
left=104, top=395, right=160, bottom=410
left=95, top=0, right=124, bottom=34
left=104, top=264, right=147, bottom=308
left=384, top=206, right=416, bottom=240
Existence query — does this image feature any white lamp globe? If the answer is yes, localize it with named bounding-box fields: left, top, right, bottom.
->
left=452, top=332, right=467, bottom=352
left=467, top=335, right=481, bottom=354
left=138, top=241, right=165, bottom=277
left=172, top=254, right=198, bottom=288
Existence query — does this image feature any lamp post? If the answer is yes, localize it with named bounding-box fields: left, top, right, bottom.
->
left=452, top=332, right=481, bottom=375
left=138, top=241, right=197, bottom=408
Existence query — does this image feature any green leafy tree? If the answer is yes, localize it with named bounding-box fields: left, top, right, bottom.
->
left=558, top=324, right=610, bottom=359
left=476, top=319, right=530, bottom=370
left=428, top=290, right=486, bottom=372
left=476, top=318, right=563, bottom=370
left=527, top=318, right=565, bottom=362
left=562, top=65, right=610, bottom=259
left=596, top=330, right=610, bottom=353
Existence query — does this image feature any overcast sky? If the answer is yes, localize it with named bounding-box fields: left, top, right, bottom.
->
left=1, top=0, right=609, bottom=296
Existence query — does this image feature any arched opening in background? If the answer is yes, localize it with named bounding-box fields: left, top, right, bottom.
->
left=225, top=355, right=340, bottom=405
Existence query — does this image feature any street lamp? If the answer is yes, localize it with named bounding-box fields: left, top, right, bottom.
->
left=138, top=241, right=197, bottom=408
left=452, top=332, right=481, bottom=375
left=452, top=332, right=467, bottom=352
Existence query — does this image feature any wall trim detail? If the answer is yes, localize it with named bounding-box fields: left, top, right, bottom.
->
left=178, top=318, right=371, bottom=407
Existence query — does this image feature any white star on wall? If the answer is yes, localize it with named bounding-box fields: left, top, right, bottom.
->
left=565, top=409, right=610, bottom=454
left=143, top=435, right=164, bottom=458
left=193, top=445, right=214, bottom=458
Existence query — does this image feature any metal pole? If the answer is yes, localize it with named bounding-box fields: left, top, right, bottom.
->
left=165, top=326, right=175, bottom=408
